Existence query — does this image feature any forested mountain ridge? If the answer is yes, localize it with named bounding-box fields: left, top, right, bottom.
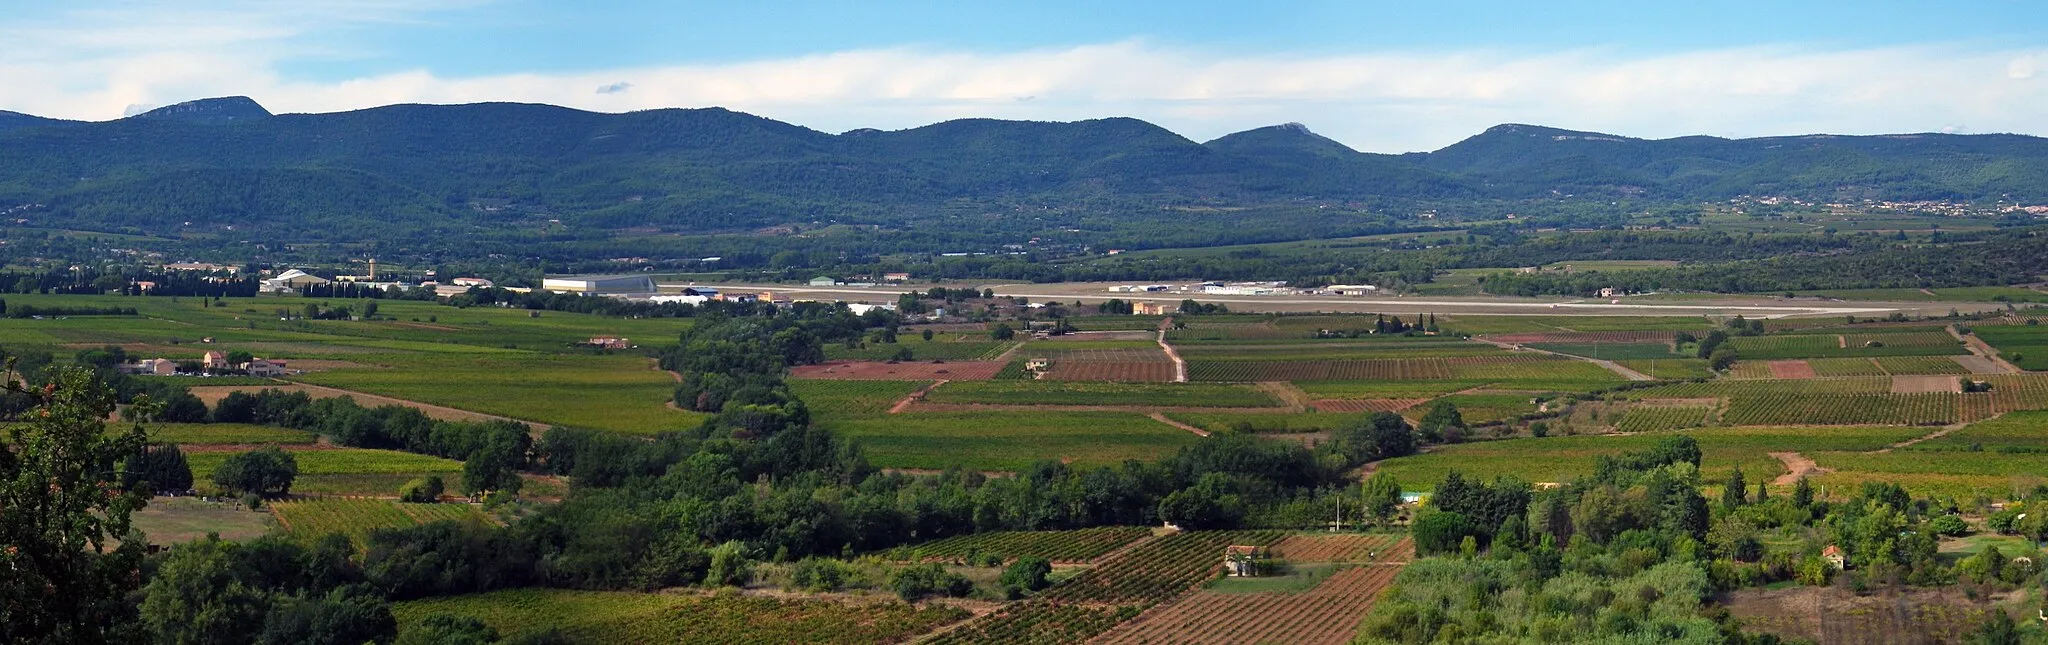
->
left=2, top=97, right=2046, bottom=240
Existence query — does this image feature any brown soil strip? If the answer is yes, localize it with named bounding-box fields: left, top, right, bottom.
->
left=789, top=360, right=1007, bottom=380
left=1157, top=327, right=1187, bottom=383
left=1768, top=360, right=1817, bottom=379
left=889, top=380, right=947, bottom=414
left=1768, top=451, right=1826, bottom=486
left=1146, top=412, right=1212, bottom=437
left=1837, top=335, right=1847, bottom=349
left=1890, top=375, right=1960, bottom=394
left=1868, top=358, right=1890, bottom=376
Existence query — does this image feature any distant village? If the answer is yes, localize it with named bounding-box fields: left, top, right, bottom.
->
left=120, top=350, right=293, bottom=378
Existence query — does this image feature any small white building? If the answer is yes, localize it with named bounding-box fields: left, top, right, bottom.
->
left=262, top=269, right=330, bottom=294
left=809, top=276, right=839, bottom=287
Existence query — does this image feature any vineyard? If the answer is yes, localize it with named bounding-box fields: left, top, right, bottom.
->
left=1522, top=342, right=1682, bottom=360
left=1174, top=342, right=1508, bottom=361
left=1615, top=406, right=1714, bottom=432
left=1269, top=534, right=1412, bottom=563
left=1162, top=412, right=1352, bottom=434
left=1028, top=346, right=1172, bottom=362
left=1805, top=358, right=1887, bottom=377
left=1094, top=566, right=1401, bottom=645
left=1186, top=355, right=1555, bottom=382
left=786, top=380, right=930, bottom=415
left=824, top=338, right=1011, bottom=361
left=926, top=530, right=1286, bottom=644
left=1615, top=358, right=1713, bottom=380
left=1719, top=393, right=1965, bottom=426
left=271, top=499, right=488, bottom=545
left=1973, top=326, right=2048, bottom=370
left=1632, top=378, right=1892, bottom=398
left=1044, top=361, right=1179, bottom=382
left=392, top=588, right=969, bottom=644
left=897, top=527, right=1155, bottom=563
left=1398, top=393, right=1540, bottom=425
left=1482, top=330, right=1689, bottom=345
left=1877, top=356, right=1972, bottom=375
left=923, top=381, right=1282, bottom=408
left=1729, top=333, right=1965, bottom=359
left=1310, top=398, right=1428, bottom=413
left=1911, top=411, right=2048, bottom=451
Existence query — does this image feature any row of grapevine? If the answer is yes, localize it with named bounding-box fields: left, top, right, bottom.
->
left=272, top=499, right=487, bottom=545
left=1045, top=362, right=1178, bottom=382
left=1186, top=356, right=1553, bottom=382
left=1094, top=565, right=1403, bottom=645
left=1269, top=534, right=1410, bottom=563
left=925, top=530, right=1286, bottom=644
left=1807, top=358, right=1887, bottom=377
left=1876, top=356, right=1971, bottom=375
left=1615, top=406, right=1713, bottom=433
left=1483, top=330, right=1689, bottom=345
left=1310, top=399, right=1427, bottom=413
left=1721, top=393, right=1958, bottom=426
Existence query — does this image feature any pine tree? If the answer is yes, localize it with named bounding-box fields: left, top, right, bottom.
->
left=1722, top=466, right=1748, bottom=509
left=1755, top=478, right=1769, bottom=503
left=1792, top=477, right=1814, bottom=508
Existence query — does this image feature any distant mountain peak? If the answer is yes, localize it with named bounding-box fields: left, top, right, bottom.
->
left=1204, top=122, right=1358, bottom=157
left=128, top=96, right=272, bottom=124
left=1479, top=123, right=1635, bottom=142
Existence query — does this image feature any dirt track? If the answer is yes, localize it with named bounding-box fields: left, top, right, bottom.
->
left=1768, top=452, right=1824, bottom=486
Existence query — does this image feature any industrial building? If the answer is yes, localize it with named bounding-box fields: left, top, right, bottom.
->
left=541, top=274, right=658, bottom=296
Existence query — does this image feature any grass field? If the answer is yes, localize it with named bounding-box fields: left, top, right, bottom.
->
left=824, top=411, right=1201, bottom=471
left=1400, top=393, right=1539, bottom=425
left=1975, top=325, right=2048, bottom=370
left=1375, top=425, right=1927, bottom=490
left=391, top=588, right=969, bottom=644
left=131, top=497, right=276, bottom=544
left=1295, top=380, right=1495, bottom=399
left=1614, top=406, right=1714, bottom=432
left=1617, top=358, right=1713, bottom=379
left=924, top=381, right=1282, bottom=408
left=295, top=352, right=707, bottom=435
left=1440, top=315, right=1713, bottom=335
left=185, top=447, right=465, bottom=496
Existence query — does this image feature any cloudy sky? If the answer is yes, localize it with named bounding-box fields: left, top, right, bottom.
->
left=1, top=0, right=2043, bottom=152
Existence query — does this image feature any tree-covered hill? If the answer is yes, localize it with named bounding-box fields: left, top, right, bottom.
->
left=2, top=98, right=2047, bottom=240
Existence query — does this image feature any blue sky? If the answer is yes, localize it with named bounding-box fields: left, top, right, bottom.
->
left=1, top=0, right=2044, bottom=150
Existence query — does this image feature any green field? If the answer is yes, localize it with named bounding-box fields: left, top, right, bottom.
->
left=1439, top=316, right=1713, bottom=335
left=186, top=448, right=465, bottom=495
left=272, top=498, right=490, bottom=545
left=392, top=588, right=969, bottom=644
left=1524, top=343, right=1683, bottom=360
left=1401, top=393, right=1539, bottom=425
left=146, top=423, right=318, bottom=444
left=295, top=352, right=707, bottom=435
left=824, top=335, right=1011, bottom=361
left=924, top=381, right=1282, bottom=408
left=824, top=411, right=1201, bottom=471
left=1163, top=412, right=1357, bottom=434
left=1910, top=411, right=2048, bottom=451
left=1376, top=425, right=1927, bottom=490
left=786, top=380, right=928, bottom=416
left=1975, top=325, right=2048, bottom=370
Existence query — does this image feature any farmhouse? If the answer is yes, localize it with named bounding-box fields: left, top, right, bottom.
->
left=261, top=269, right=330, bottom=294
left=584, top=336, right=630, bottom=350
left=1822, top=545, right=1846, bottom=570
left=243, top=359, right=289, bottom=377
left=122, top=358, right=176, bottom=375
left=202, top=351, right=229, bottom=371
left=1132, top=301, right=1175, bottom=315
left=540, top=274, right=658, bottom=297
left=1223, top=545, right=1269, bottom=577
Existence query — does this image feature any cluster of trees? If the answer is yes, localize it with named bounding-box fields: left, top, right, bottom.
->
left=211, top=389, right=532, bottom=497
left=0, top=268, right=259, bottom=297
left=1371, top=435, right=2045, bottom=643
left=1316, top=313, right=1438, bottom=337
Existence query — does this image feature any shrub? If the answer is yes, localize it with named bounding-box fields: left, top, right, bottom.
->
left=399, top=476, right=445, bottom=503
left=212, top=446, right=298, bottom=497
left=887, top=563, right=972, bottom=601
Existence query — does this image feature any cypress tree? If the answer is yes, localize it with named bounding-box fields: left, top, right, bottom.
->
left=1722, top=466, right=1748, bottom=509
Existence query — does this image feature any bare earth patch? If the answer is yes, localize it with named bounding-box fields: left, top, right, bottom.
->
left=1768, top=360, right=1817, bottom=379
left=1951, top=355, right=2006, bottom=374
left=1891, top=375, right=1960, bottom=394
left=1768, top=452, right=1827, bottom=486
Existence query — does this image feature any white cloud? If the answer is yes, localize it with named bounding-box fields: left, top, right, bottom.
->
left=1, top=5, right=2045, bottom=151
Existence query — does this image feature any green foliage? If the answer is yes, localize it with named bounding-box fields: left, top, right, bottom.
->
left=999, top=556, right=1053, bottom=597
left=211, top=445, right=299, bottom=497
left=887, top=563, right=972, bottom=602
left=0, top=368, right=152, bottom=643
left=399, top=476, right=445, bottom=503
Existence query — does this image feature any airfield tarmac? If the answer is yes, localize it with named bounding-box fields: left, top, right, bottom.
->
left=695, top=281, right=2006, bottom=319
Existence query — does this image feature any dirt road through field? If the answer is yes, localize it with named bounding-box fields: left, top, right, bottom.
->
left=1769, top=452, right=1823, bottom=485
